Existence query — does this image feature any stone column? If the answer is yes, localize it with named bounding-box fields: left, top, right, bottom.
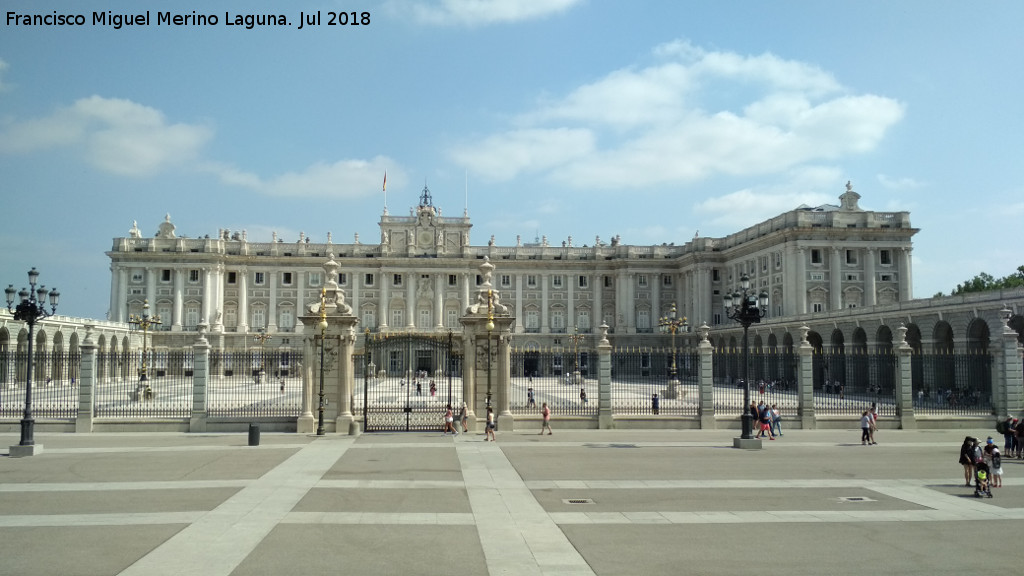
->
left=515, top=274, right=524, bottom=334
left=297, top=254, right=359, bottom=435
left=116, top=267, right=128, bottom=323
left=462, top=331, right=477, bottom=430
left=189, top=324, right=210, bottom=432
left=998, top=309, right=1024, bottom=417
left=830, top=248, right=842, bottom=311
left=146, top=268, right=157, bottom=311
left=567, top=273, right=575, bottom=333
left=864, top=248, right=877, bottom=306
left=236, top=269, right=249, bottom=333
left=597, top=323, right=613, bottom=429
left=697, top=323, right=715, bottom=429
left=899, top=247, right=913, bottom=301
left=109, top=265, right=119, bottom=322
left=541, top=273, right=549, bottom=333
left=267, top=271, right=278, bottom=332
left=75, top=326, right=97, bottom=433
left=379, top=269, right=389, bottom=330
left=796, top=248, right=807, bottom=314
left=434, top=273, right=444, bottom=329
left=593, top=274, right=602, bottom=329
left=202, top=268, right=214, bottom=329
left=626, top=273, right=636, bottom=333
left=797, top=325, right=815, bottom=429
left=895, top=324, right=916, bottom=429
left=173, top=268, right=185, bottom=331
left=406, top=273, right=416, bottom=330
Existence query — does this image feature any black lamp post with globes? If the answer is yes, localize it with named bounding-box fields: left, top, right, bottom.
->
left=723, top=273, right=769, bottom=443
left=5, top=268, right=59, bottom=457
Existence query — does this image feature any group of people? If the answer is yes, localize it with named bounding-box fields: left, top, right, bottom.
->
left=442, top=403, right=469, bottom=436
left=860, top=404, right=879, bottom=445
left=958, top=435, right=1003, bottom=496
left=996, top=414, right=1024, bottom=458
left=750, top=401, right=782, bottom=440
left=444, top=401, right=551, bottom=441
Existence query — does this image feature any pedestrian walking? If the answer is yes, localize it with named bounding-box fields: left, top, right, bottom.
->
left=443, top=404, right=457, bottom=435
left=651, top=393, right=660, bottom=415
left=868, top=404, right=878, bottom=445
left=539, top=402, right=552, bottom=435
left=860, top=411, right=872, bottom=445
left=459, top=402, right=468, bottom=433
left=756, top=404, right=774, bottom=440
left=527, top=387, right=535, bottom=408
left=580, top=388, right=587, bottom=404
left=485, top=407, right=496, bottom=441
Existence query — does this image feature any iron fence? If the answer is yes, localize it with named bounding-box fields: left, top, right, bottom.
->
left=609, top=348, right=698, bottom=416
left=511, top=348, right=597, bottom=416
left=711, top=350, right=798, bottom=418
left=813, top=350, right=897, bottom=417
left=0, top=351, right=80, bottom=419
left=912, top=351, right=993, bottom=416
left=207, top=351, right=303, bottom=418
left=94, top=351, right=193, bottom=418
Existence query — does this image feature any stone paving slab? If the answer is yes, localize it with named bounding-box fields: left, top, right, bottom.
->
left=0, top=428, right=1021, bottom=576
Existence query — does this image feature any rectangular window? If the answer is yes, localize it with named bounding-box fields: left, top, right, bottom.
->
left=761, top=256, right=769, bottom=272
left=811, top=249, right=822, bottom=264
left=338, top=273, right=347, bottom=286
left=579, top=275, right=589, bottom=288
left=446, top=309, right=458, bottom=328
left=448, top=274, right=457, bottom=287
left=774, top=252, right=782, bottom=269
left=392, top=309, right=404, bottom=327
left=812, top=303, right=824, bottom=313
left=254, top=272, right=265, bottom=285
left=881, top=274, right=893, bottom=282
left=637, top=275, right=647, bottom=287
left=282, top=272, right=293, bottom=286
left=364, top=273, right=374, bottom=287
left=501, top=274, right=511, bottom=287
left=309, top=272, right=322, bottom=287
left=552, top=275, right=563, bottom=288
left=527, top=275, right=537, bottom=287
left=393, top=274, right=402, bottom=287
left=604, top=276, right=613, bottom=288
left=662, top=275, right=672, bottom=287
left=131, top=272, right=143, bottom=283
left=880, top=250, right=892, bottom=265
left=712, top=269, right=720, bottom=282
left=846, top=250, right=857, bottom=265
left=810, top=272, right=824, bottom=281
left=712, top=312, right=722, bottom=326
left=476, top=275, right=482, bottom=286
left=227, top=271, right=237, bottom=285
left=189, top=269, right=200, bottom=283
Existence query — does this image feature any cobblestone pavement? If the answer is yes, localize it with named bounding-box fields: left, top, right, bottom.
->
left=2, top=428, right=1021, bottom=576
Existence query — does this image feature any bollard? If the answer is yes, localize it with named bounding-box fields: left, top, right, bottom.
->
left=248, top=423, right=260, bottom=446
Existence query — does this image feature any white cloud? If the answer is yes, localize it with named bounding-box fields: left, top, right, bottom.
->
left=450, top=128, right=594, bottom=181
left=451, top=40, right=904, bottom=189
left=205, top=156, right=399, bottom=199
left=406, top=0, right=582, bottom=26
left=0, top=95, right=212, bottom=176
left=877, top=173, right=924, bottom=190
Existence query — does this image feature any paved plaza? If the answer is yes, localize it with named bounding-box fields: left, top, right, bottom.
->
left=1, top=426, right=1022, bottom=576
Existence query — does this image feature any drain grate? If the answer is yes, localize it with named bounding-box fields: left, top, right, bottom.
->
left=563, top=498, right=595, bottom=505
left=837, top=496, right=876, bottom=502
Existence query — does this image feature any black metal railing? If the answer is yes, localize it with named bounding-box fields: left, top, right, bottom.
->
left=207, top=350, right=302, bottom=418
left=610, top=348, right=697, bottom=416
left=0, top=351, right=80, bottom=419
left=94, top=351, right=193, bottom=418
left=510, top=348, right=597, bottom=416
left=912, top=351, right=993, bottom=416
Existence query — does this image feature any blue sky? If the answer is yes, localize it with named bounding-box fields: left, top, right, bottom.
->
left=2, top=0, right=1022, bottom=320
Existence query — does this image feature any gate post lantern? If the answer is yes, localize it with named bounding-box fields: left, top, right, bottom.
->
left=5, top=267, right=59, bottom=457
left=723, top=273, right=768, bottom=448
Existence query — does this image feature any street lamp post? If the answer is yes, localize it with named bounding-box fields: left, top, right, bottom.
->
left=316, top=287, right=328, bottom=436
left=252, top=328, right=271, bottom=384
left=5, top=268, right=59, bottom=449
left=485, top=289, right=494, bottom=409
left=723, top=274, right=769, bottom=440
left=658, top=303, right=689, bottom=398
left=128, top=299, right=161, bottom=400
left=568, top=328, right=584, bottom=385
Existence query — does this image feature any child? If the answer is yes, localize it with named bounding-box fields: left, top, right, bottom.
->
left=975, top=461, right=992, bottom=498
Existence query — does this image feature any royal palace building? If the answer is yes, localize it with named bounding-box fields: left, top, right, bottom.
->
left=106, top=182, right=916, bottom=350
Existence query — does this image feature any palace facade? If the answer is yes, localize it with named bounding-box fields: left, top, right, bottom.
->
left=106, top=182, right=916, bottom=349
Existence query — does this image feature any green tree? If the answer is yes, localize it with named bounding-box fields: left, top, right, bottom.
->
left=951, top=266, right=1024, bottom=295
